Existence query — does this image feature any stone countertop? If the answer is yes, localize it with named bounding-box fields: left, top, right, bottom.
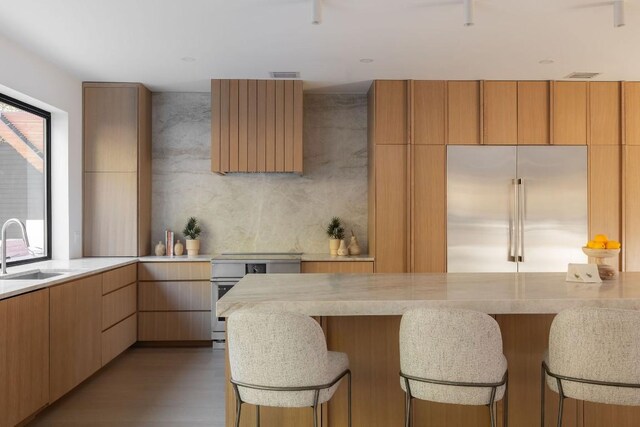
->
left=139, top=255, right=213, bottom=262
left=216, top=272, right=640, bottom=317
left=0, top=258, right=138, bottom=301
left=300, top=254, right=374, bottom=262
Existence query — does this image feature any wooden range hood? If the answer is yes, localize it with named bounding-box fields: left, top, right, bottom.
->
left=211, top=79, right=303, bottom=174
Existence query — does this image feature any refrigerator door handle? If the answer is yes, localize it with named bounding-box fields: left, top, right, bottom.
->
left=517, top=178, right=525, bottom=262
left=508, top=179, right=518, bottom=262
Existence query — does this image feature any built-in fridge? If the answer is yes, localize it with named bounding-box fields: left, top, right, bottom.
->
left=447, top=146, right=588, bottom=272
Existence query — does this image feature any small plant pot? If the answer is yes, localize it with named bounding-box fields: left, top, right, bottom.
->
left=329, top=238, right=341, bottom=256
left=186, top=239, right=200, bottom=256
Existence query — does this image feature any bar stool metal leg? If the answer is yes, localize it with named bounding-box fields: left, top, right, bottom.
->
left=503, top=376, right=509, bottom=427
left=556, top=378, right=565, bottom=427
left=347, top=371, right=352, bottom=427
left=541, top=364, right=546, bottom=427
left=256, top=405, right=260, bottom=427
left=403, top=377, right=412, bottom=427
left=312, top=389, right=320, bottom=427
left=233, top=384, right=243, bottom=427
left=488, top=387, right=497, bottom=427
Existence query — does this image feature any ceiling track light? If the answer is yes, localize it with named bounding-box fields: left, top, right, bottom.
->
left=614, top=0, right=625, bottom=27
left=312, top=0, right=322, bottom=25
left=463, top=0, right=474, bottom=26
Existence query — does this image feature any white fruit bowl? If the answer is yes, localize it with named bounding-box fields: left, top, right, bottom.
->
left=582, top=248, right=620, bottom=259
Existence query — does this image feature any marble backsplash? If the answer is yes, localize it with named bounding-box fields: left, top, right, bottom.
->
left=151, top=93, right=368, bottom=254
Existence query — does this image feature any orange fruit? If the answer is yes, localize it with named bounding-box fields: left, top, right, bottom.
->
left=606, top=240, right=621, bottom=249
left=586, top=240, right=597, bottom=249
left=594, top=234, right=608, bottom=243
left=587, top=241, right=606, bottom=249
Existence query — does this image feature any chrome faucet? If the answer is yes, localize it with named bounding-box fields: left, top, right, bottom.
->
left=1, top=218, right=30, bottom=275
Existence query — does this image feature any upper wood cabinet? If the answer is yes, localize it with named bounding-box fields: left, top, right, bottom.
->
left=483, top=81, right=517, bottom=145
left=590, top=82, right=621, bottom=145
left=518, top=81, right=550, bottom=145
left=370, top=80, right=408, bottom=145
left=447, top=81, right=481, bottom=145
left=49, top=275, right=103, bottom=402
left=624, top=82, right=640, bottom=145
left=83, top=83, right=151, bottom=257
left=84, top=86, right=139, bottom=172
left=413, top=81, right=445, bottom=145
left=552, top=81, right=588, bottom=145
left=211, top=79, right=303, bottom=174
left=0, top=289, right=49, bottom=427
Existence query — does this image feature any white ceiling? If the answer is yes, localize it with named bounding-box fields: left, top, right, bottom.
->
left=0, top=0, right=638, bottom=93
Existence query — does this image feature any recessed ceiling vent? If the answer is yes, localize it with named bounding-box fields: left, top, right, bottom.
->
left=269, top=71, right=300, bottom=79
left=564, top=72, right=601, bottom=79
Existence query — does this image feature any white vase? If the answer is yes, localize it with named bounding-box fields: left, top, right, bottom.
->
left=337, top=240, right=349, bottom=256
left=186, top=239, right=200, bottom=256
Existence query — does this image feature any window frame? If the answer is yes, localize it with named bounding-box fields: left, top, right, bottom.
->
left=0, top=92, right=52, bottom=266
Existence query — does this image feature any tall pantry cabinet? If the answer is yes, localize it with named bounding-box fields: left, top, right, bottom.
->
left=83, top=83, right=152, bottom=256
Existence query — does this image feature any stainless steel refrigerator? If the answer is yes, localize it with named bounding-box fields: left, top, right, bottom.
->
left=447, top=146, right=587, bottom=273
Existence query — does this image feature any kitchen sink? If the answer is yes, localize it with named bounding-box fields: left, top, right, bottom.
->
left=0, top=270, right=71, bottom=281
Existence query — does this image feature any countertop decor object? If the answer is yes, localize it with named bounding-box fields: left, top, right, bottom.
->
left=337, top=239, right=349, bottom=256
left=348, top=230, right=361, bottom=255
left=582, top=247, right=620, bottom=280
left=154, top=241, right=166, bottom=256
left=183, top=217, right=202, bottom=256
left=326, top=217, right=345, bottom=256
left=174, top=240, right=184, bottom=256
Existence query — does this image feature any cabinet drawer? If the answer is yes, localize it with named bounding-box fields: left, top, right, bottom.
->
left=102, top=313, right=137, bottom=366
left=102, top=283, right=137, bottom=330
left=301, top=261, right=374, bottom=273
left=138, top=262, right=210, bottom=281
left=103, top=263, right=137, bottom=294
left=138, top=281, right=212, bottom=311
left=138, top=311, right=211, bottom=341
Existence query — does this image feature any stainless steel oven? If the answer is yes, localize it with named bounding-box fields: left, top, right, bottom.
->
left=211, top=253, right=301, bottom=348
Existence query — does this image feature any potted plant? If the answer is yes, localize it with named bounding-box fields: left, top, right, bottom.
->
left=183, top=217, right=202, bottom=256
left=326, top=217, right=345, bottom=256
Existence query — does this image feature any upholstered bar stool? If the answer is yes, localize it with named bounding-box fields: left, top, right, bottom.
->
left=541, top=307, right=640, bottom=427
left=399, top=308, right=508, bottom=427
left=227, top=310, right=351, bottom=427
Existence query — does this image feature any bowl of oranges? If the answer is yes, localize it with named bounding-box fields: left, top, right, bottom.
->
left=583, top=234, right=621, bottom=257
left=583, top=234, right=620, bottom=280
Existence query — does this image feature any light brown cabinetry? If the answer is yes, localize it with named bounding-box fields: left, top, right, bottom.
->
left=625, top=146, right=640, bottom=271
left=589, top=146, right=622, bottom=269
left=413, top=80, right=445, bottom=145
left=483, top=81, right=517, bottom=145
left=372, top=145, right=408, bottom=272
left=137, top=262, right=211, bottom=341
left=49, top=274, right=103, bottom=402
left=212, top=79, right=303, bottom=174
left=412, top=145, right=446, bottom=272
left=370, top=80, right=408, bottom=145
left=0, top=289, right=49, bottom=427
left=448, top=81, right=481, bottom=145
left=301, top=261, right=374, bottom=273
left=518, top=81, right=550, bottom=145
left=552, top=81, right=588, bottom=145
left=624, top=82, right=640, bottom=145
left=590, top=82, right=621, bottom=146
left=83, top=82, right=151, bottom=256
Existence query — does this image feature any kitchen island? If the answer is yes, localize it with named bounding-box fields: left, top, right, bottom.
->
left=217, top=272, right=640, bottom=427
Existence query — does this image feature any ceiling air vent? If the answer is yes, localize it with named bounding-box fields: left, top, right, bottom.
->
left=564, top=72, right=601, bottom=79
left=270, top=71, right=300, bottom=79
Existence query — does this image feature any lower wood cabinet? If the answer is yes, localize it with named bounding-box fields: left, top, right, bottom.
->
left=102, top=313, right=137, bottom=366
left=0, top=289, right=49, bottom=427
left=301, top=261, right=374, bottom=273
left=138, top=262, right=211, bottom=342
left=49, top=274, right=103, bottom=402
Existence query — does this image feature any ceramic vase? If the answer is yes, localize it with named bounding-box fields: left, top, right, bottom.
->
left=174, top=240, right=184, bottom=256
left=348, top=231, right=361, bottom=255
left=329, top=238, right=341, bottom=256
left=154, top=241, right=166, bottom=256
left=186, top=239, right=200, bottom=256
left=337, top=240, right=349, bottom=256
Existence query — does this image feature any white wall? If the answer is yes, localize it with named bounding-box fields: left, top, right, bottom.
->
left=0, top=34, right=82, bottom=259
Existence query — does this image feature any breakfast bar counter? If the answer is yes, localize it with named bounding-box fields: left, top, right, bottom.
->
left=218, top=273, right=640, bottom=427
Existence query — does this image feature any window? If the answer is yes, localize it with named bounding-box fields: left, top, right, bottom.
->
left=0, top=93, right=50, bottom=266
